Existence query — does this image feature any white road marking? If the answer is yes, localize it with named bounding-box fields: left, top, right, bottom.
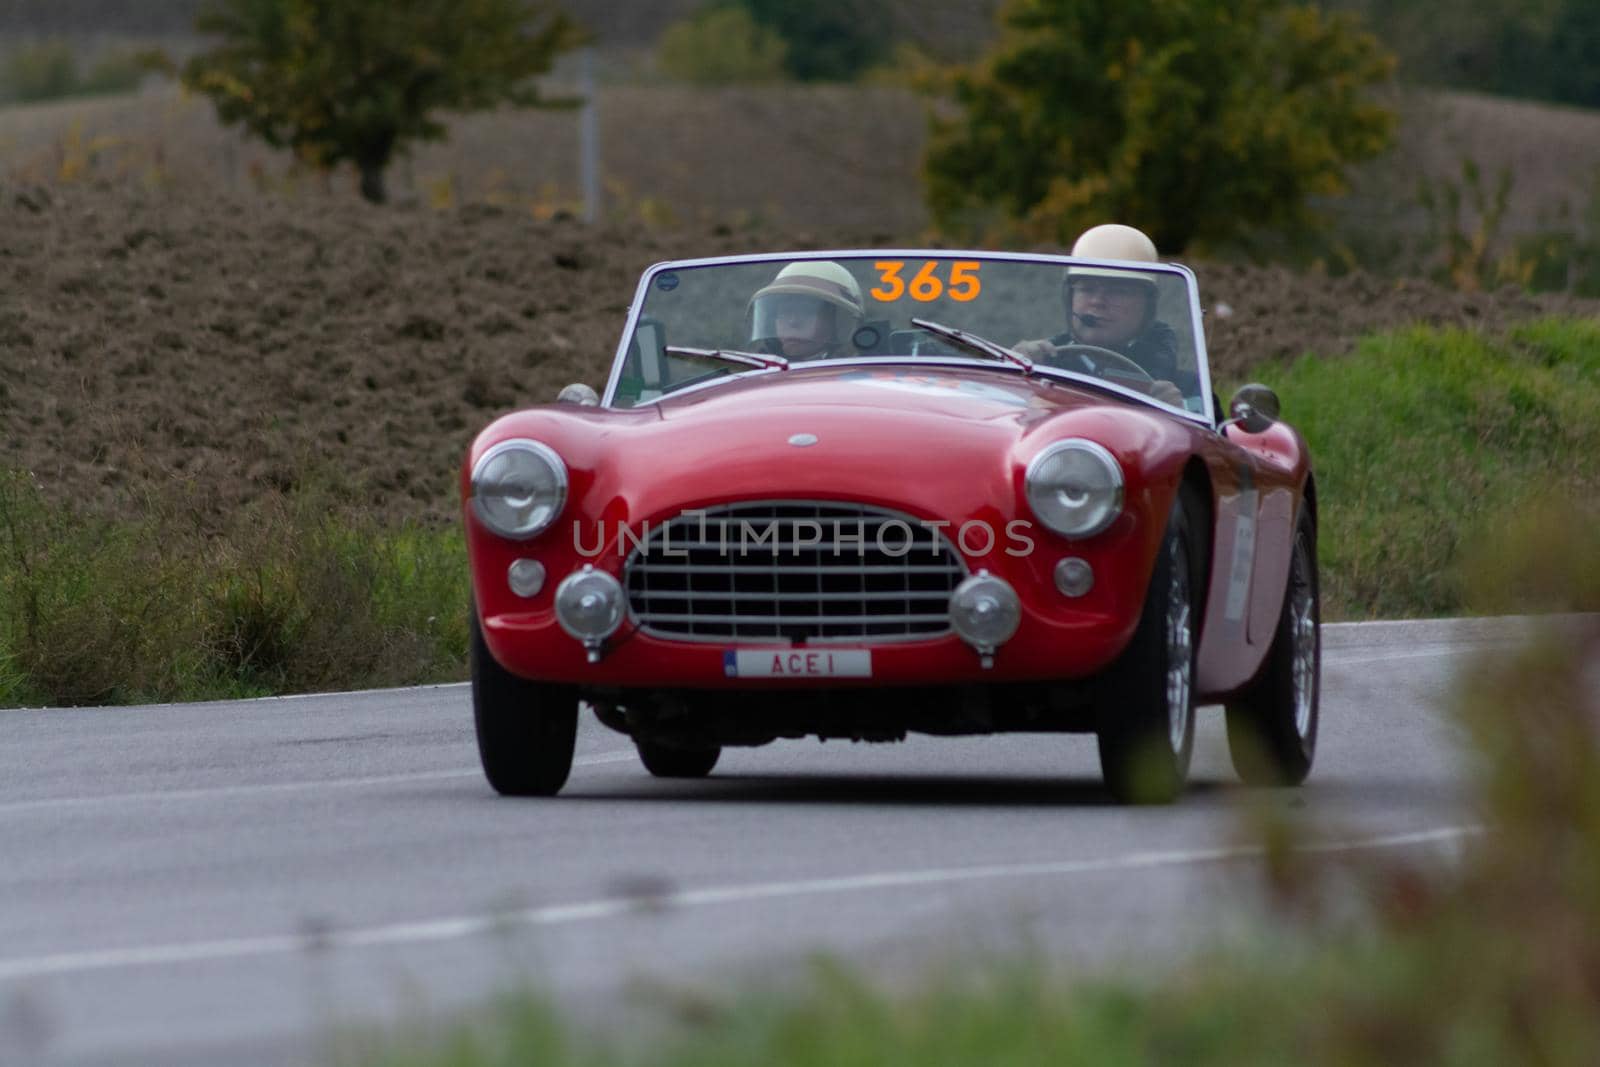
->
left=0, top=824, right=1482, bottom=984
left=0, top=751, right=638, bottom=817
left=1324, top=646, right=1505, bottom=667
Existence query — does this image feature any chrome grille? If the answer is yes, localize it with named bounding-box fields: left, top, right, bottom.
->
left=625, top=501, right=967, bottom=642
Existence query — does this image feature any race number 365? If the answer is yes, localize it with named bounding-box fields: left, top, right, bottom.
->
left=870, top=261, right=981, bottom=303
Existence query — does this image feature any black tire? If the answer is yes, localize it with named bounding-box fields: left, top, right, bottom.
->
left=635, top=738, right=721, bottom=778
left=470, top=609, right=578, bottom=796
left=1097, top=488, right=1201, bottom=804
left=1226, top=507, right=1320, bottom=786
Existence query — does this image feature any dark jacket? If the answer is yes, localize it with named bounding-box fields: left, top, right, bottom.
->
left=1050, top=320, right=1198, bottom=396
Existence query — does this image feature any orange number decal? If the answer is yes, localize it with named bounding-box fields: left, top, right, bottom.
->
left=948, top=261, right=981, bottom=301
left=871, top=261, right=906, bottom=302
left=908, top=261, right=943, bottom=301
left=870, top=261, right=982, bottom=302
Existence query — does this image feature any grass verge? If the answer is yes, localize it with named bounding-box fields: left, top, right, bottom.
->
left=1245, top=316, right=1600, bottom=619
left=0, top=471, right=468, bottom=707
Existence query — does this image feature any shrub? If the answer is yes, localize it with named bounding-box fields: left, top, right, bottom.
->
left=2, top=39, right=79, bottom=103
left=738, top=0, right=893, bottom=83
left=657, top=5, right=789, bottom=85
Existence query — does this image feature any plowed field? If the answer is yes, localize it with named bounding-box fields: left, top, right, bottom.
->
left=4, top=182, right=1597, bottom=524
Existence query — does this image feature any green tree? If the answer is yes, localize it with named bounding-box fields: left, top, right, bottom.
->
left=658, top=5, right=788, bottom=85
left=924, top=0, right=1396, bottom=253
left=739, top=0, right=893, bottom=82
left=181, top=0, right=584, bottom=204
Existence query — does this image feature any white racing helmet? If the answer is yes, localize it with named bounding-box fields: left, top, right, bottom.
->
left=748, top=260, right=865, bottom=350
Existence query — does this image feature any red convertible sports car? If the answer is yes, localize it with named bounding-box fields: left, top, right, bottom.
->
left=461, top=247, right=1320, bottom=803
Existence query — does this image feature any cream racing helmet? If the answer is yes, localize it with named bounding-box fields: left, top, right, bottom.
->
left=748, top=260, right=865, bottom=350
left=1062, top=224, right=1160, bottom=322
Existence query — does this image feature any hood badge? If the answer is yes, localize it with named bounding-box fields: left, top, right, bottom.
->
left=788, top=433, right=819, bottom=447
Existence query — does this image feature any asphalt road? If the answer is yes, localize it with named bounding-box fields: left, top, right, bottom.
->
left=0, top=618, right=1546, bottom=1066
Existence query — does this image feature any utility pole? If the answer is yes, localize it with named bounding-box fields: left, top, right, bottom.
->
left=579, top=47, right=600, bottom=223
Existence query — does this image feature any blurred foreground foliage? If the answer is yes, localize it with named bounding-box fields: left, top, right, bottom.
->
left=0, top=471, right=468, bottom=707
left=175, top=0, right=585, bottom=204
left=343, top=542, right=1600, bottom=1066
left=924, top=0, right=1396, bottom=253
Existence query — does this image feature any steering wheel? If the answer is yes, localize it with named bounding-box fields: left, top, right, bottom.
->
left=1048, top=343, right=1155, bottom=388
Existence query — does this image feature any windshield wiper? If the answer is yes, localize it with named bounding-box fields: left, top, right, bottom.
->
left=664, top=345, right=789, bottom=371
left=909, top=318, right=1034, bottom=373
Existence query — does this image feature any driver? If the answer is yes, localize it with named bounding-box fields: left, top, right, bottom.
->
left=1014, top=224, right=1192, bottom=406
left=748, top=261, right=864, bottom=361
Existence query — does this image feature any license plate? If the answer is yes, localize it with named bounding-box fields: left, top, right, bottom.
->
left=723, top=649, right=872, bottom=678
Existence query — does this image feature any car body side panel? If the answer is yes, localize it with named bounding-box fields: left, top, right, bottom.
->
left=1192, top=421, right=1311, bottom=697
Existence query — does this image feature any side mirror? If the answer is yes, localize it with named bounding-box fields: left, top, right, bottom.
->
left=1226, top=383, right=1279, bottom=434
left=557, top=382, right=600, bottom=406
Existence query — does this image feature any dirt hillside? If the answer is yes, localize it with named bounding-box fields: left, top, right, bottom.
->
left=4, top=181, right=1597, bottom=526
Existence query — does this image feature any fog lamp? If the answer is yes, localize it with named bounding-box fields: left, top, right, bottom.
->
left=554, top=565, right=624, bottom=658
left=949, top=571, right=1021, bottom=664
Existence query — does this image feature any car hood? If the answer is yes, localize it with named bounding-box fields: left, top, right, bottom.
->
left=546, top=365, right=1175, bottom=525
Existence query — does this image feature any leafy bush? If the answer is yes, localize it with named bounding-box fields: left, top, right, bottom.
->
left=80, top=47, right=149, bottom=96
left=657, top=5, right=789, bottom=85
left=923, top=0, right=1396, bottom=253
left=0, top=39, right=147, bottom=103
left=1335, top=0, right=1600, bottom=109
left=2, top=39, right=80, bottom=102
left=738, top=0, right=893, bottom=82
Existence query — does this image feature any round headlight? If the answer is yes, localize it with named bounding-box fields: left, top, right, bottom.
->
left=471, top=440, right=567, bottom=540
left=949, top=571, right=1021, bottom=655
left=1024, top=439, right=1124, bottom=539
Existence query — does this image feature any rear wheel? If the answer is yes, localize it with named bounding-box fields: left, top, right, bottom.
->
left=635, top=739, right=721, bottom=778
left=1226, top=508, right=1320, bottom=786
left=1097, top=489, right=1199, bottom=804
left=470, top=609, right=578, bottom=796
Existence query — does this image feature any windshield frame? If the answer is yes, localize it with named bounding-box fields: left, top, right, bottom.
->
left=601, top=249, right=1215, bottom=426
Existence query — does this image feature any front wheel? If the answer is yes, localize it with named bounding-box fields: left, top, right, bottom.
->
left=635, top=738, right=721, bottom=779
left=470, top=609, right=578, bottom=796
left=1097, top=489, right=1200, bottom=804
left=1226, top=507, right=1320, bottom=786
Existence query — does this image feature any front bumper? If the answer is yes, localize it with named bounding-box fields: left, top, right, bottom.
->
left=480, top=605, right=1133, bottom=688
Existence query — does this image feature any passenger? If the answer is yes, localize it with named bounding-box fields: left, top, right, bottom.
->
left=1014, top=224, right=1191, bottom=406
left=748, top=261, right=864, bottom=361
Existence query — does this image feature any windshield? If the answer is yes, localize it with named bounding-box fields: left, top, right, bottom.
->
left=607, top=253, right=1209, bottom=417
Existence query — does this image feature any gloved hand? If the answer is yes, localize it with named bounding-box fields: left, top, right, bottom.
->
left=1011, top=338, right=1055, bottom=362
left=1149, top=380, right=1184, bottom=406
